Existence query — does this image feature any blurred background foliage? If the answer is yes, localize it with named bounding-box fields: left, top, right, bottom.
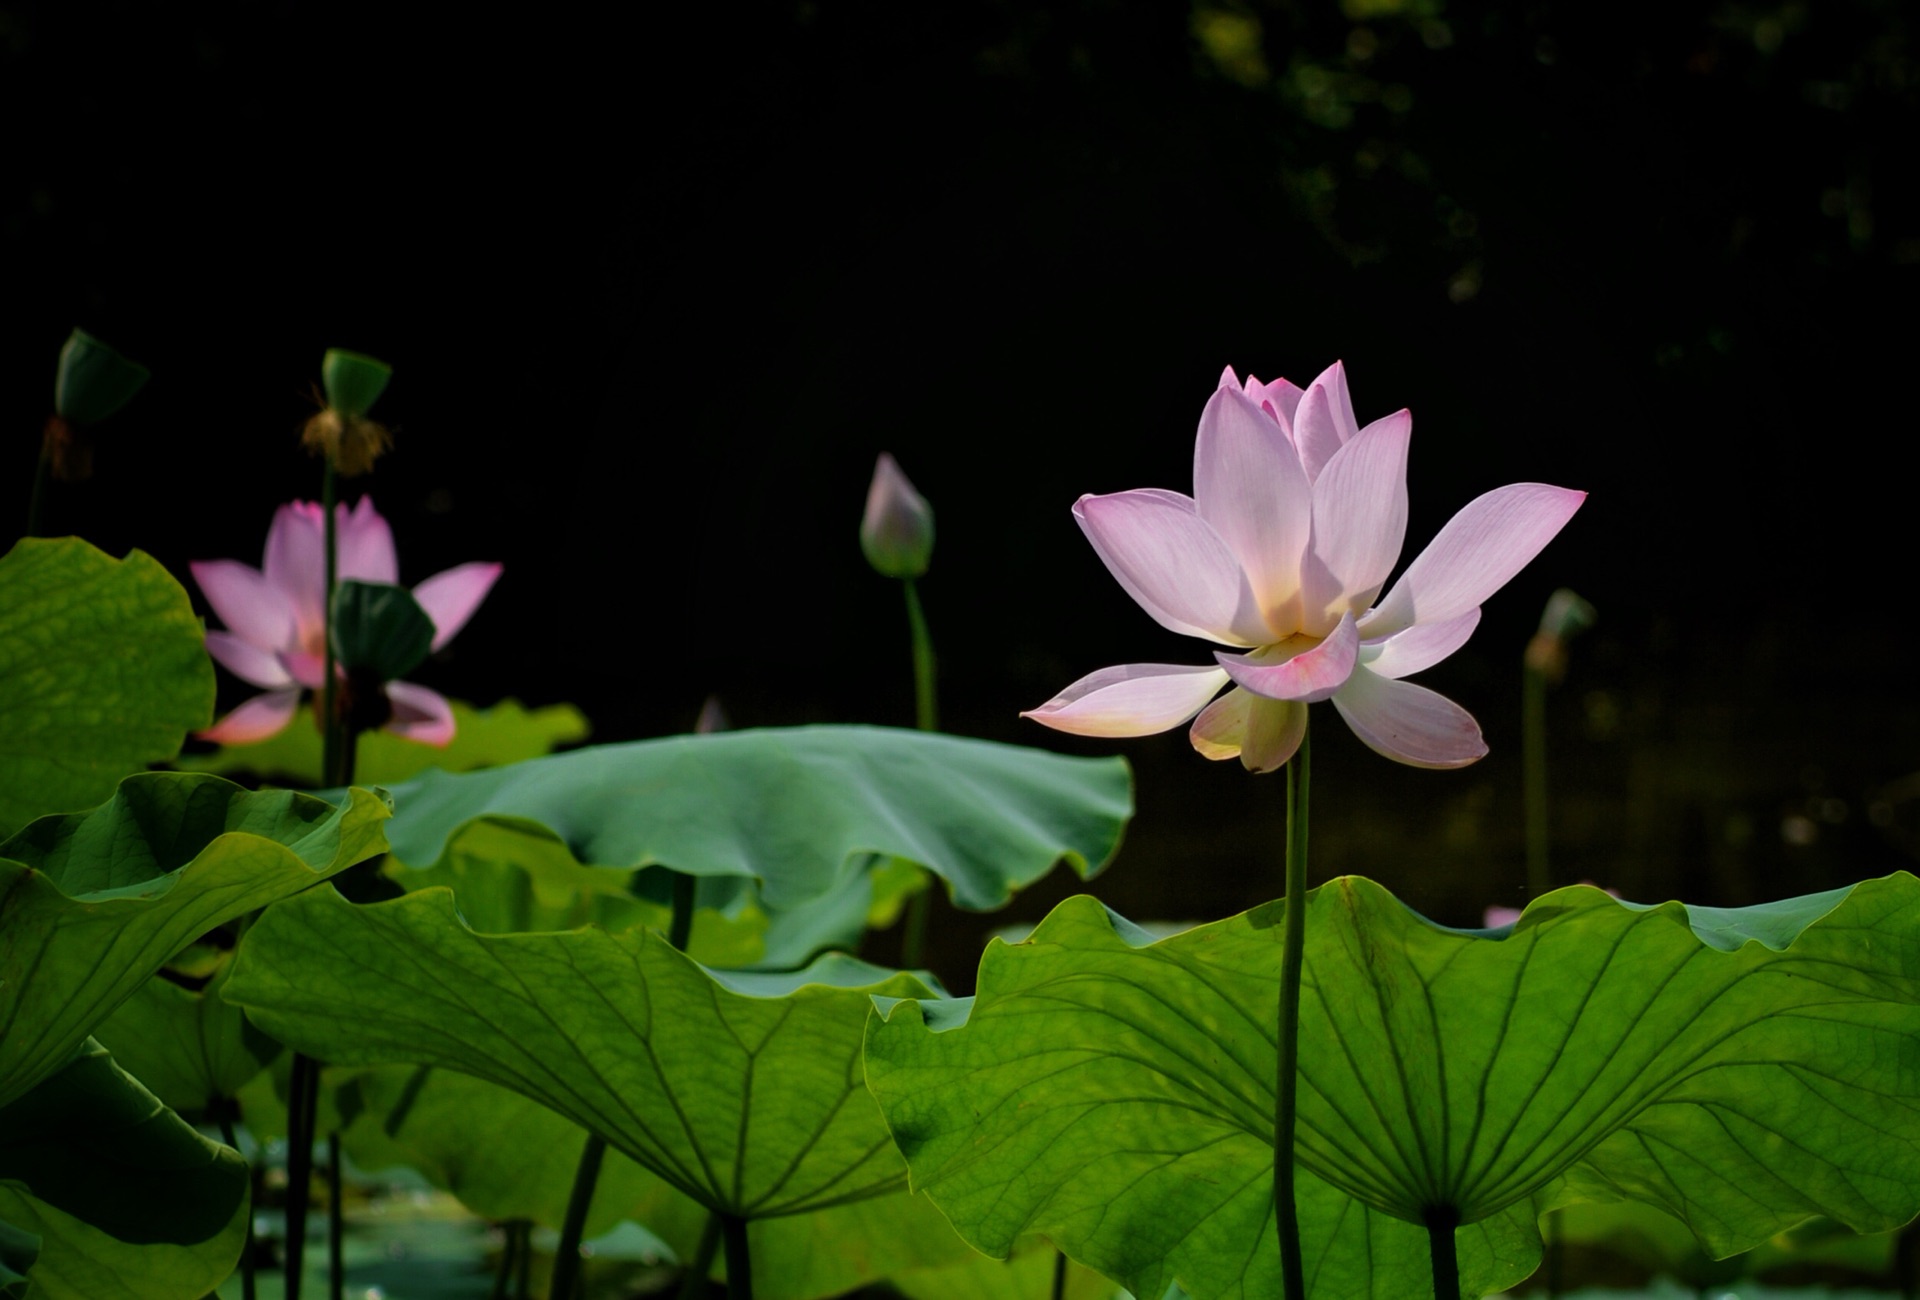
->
left=3, top=0, right=1918, bottom=944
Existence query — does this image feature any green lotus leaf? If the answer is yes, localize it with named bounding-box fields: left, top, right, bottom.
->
left=864, top=877, right=1920, bottom=1300
left=330, top=1064, right=981, bottom=1299
left=0, top=773, right=390, bottom=1107
left=0, top=1041, right=247, bottom=1300
left=175, top=696, right=590, bottom=786
left=0, top=537, right=213, bottom=838
left=0, top=1218, right=37, bottom=1300
left=93, top=954, right=280, bottom=1116
left=395, top=820, right=768, bottom=967
left=889, top=1236, right=1125, bottom=1300
left=225, top=886, right=939, bottom=1224
left=368, top=726, right=1131, bottom=910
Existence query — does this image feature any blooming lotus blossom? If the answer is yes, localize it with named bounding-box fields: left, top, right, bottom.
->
left=1023, top=363, right=1584, bottom=771
left=192, top=498, right=500, bottom=746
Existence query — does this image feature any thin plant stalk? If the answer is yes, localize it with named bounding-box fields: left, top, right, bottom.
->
left=898, top=577, right=938, bottom=969
left=327, top=1133, right=343, bottom=1300
left=283, top=1052, right=317, bottom=1300
left=217, top=1105, right=257, bottom=1300
left=1522, top=663, right=1551, bottom=899
left=551, top=870, right=700, bottom=1299
left=676, top=1214, right=723, bottom=1300
left=319, top=460, right=342, bottom=788
left=488, top=1221, right=515, bottom=1300
left=1425, top=1207, right=1461, bottom=1300
left=720, top=1213, right=752, bottom=1300
left=1051, top=1244, right=1068, bottom=1300
left=1273, top=719, right=1310, bottom=1300
left=512, top=1219, right=532, bottom=1300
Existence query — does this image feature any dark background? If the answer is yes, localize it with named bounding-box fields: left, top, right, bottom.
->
left=6, top=0, right=1918, bottom=951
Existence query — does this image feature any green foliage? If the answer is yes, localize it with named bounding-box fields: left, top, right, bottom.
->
left=371, top=726, right=1132, bottom=911
left=320, top=347, right=391, bottom=419
left=0, top=775, right=390, bottom=1107
left=227, top=886, right=937, bottom=1219
left=93, top=954, right=280, bottom=1116
left=52, top=328, right=149, bottom=426
left=864, top=877, right=1920, bottom=1299
left=330, top=580, right=434, bottom=681
left=331, top=1065, right=979, bottom=1300
left=0, top=1219, right=37, bottom=1300
left=0, top=538, right=213, bottom=838
left=176, top=696, right=590, bottom=786
left=0, top=1042, right=248, bottom=1300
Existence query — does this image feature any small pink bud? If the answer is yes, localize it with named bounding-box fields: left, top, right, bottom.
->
left=860, top=453, right=935, bottom=579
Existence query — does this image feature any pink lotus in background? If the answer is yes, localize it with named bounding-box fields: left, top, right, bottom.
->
left=192, top=498, right=501, bottom=746
left=1023, top=363, right=1584, bottom=771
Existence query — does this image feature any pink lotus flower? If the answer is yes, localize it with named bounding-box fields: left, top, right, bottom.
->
left=192, top=498, right=500, bottom=746
left=1022, top=363, right=1584, bottom=771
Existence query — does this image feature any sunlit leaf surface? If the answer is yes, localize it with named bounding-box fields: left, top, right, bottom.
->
left=228, top=886, right=939, bottom=1220
left=366, top=726, right=1131, bottom=910
left=865, top=876, right=1920, bottom=1299
left=0, top=774, right=389, bottom=1107
left=0, top=538, right=212, bottom=838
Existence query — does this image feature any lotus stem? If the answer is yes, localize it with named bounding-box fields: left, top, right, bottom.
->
left=284, top=1052, right=318, bottom=1300
left=1425, top=1205, right=1461, bottom=1300
left=1051, top=1245, right=1068, bottom=1300
left=320, top=458, right=342, bottom=787
left=327, top=1132, right=343, bottom=1300
left=1274, top=719, right=1310, bottom=1300
left=216, top=1104, right=257, bottom=1300
left=677, top=1214, right=722, bottom=1300
left=549, top=1134, right=606, bottom=1300
left=553, top=870, right=701, bottom=1298
left=899, top=577, right=939, bottom=970
left=720, top=1213, right=752, bottom=1300
left=512, top=1220, right=532, bottom=1299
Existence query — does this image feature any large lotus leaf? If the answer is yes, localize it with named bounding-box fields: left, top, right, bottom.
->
left=0, top=1041, right=248, bottom=1300
left=226, top=886, right=939, bottom=1221
left=890, top=1238, right=1126, bottom=1300
left=327, top=1064, right=974, bottom=1298
left=176, top=696, right=590, bottom=786
left=94, top=954, right=280, bottom=1115
left=865, top=877, right=1920, bottom=1300
left=0, top=538, right=213, bottom=838
left=398, top=820, right=768, bottom=967
left=0, top=1220, right=35, bottom=1300
left=0, top=774, right=390, bottom=1107
left=369, top=726, right=1131, bottom=910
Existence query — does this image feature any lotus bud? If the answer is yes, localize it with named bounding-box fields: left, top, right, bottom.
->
left=46, top=327, right=149, bottom=481
left=860, top=453, right=935, bottom=579
left=302, top=348, right=393, bottom=476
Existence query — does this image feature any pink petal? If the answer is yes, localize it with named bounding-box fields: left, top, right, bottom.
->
left=263, top=502, right=328, bottom=641
left=1022, top=663, right=1230, bottom=737
left=1359, top=484, right=1587, bottom=641
left=1331, top=667, right=1487, bottom=768
left=1073, top=490, right=1269, bottom=647
left=1484, top=905, right=1523, bottom=928
left=1299, top=409, right=1411, bottom=629
left=1191, top=386, right=1312, bottom=633
left=338, top=497, right=399, bottom=585
left=1362, top=608, right=1482, bottom=680
left=412, top=562, right=502, bottom=650
left=1290, top=361, right=1360, bottom=483
left=1189, top=686, right=1253, bottom=760
left=198, top=689, right=303, bottom=744
left=384, top=681, right=456, bottom=746
left=1245, top=375, right=1306, bottom=434
left=282, top=651, right=329, bottom=690
left=205, top=630, right=294, bottom=689
left=1215, top=612, right=1358, bottom=704
left=1240, top=695, right=1308, bottom=773
left=190, top=560, right=295, bottom=652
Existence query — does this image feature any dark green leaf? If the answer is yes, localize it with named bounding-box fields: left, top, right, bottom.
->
left=0, top=774, right=390, bottom=1107
left=331, top=580, right=434, bottom=681
left=94, top=954, right=281, bottom=1115
left=0, top=538, right=213, bottom=838
left=52, top=328, right=149, bottom=426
